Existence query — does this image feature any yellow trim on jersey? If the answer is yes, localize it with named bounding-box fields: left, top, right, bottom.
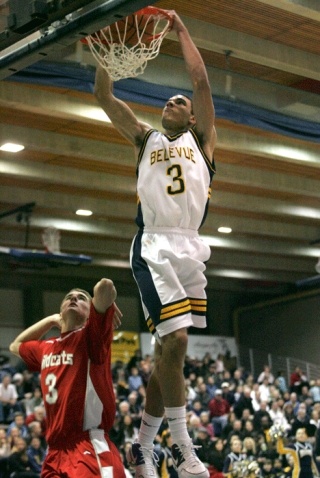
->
left=139, top=128, right=215, bottom=176
left=147, top=317, right=156, bottom=333
left=189, top=298, right=207, bottom=313
left=137, top=129, right=156, bottom=168
left=160, top=299, right=192, bottom=320
left=189, top=128, right=216, bottom=173
left=161, top=299, right=190, bottom=314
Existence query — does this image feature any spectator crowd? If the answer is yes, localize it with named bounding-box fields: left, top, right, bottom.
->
left=1, top=351, right=320, bottom=478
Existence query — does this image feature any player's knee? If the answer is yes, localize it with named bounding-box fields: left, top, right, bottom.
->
left=162, top=328, right=188, bottom=361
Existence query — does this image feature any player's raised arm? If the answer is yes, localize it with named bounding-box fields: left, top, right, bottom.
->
left=94, top=65, right=151, bottom=149
left=170, top=11, right=217, bottom=157
left=9, top=314, right=61, bottom=357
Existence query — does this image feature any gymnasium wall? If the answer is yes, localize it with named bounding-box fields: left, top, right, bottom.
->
left=234, top=288, right=320, bottom=364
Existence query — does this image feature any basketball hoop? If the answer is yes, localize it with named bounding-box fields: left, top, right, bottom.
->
left=82, top=6, right=173, bottom=81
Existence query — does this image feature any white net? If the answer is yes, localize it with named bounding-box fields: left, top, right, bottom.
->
left=85, top=8, right=172, bottom=81
left=42, top=226, right=61, bottom=253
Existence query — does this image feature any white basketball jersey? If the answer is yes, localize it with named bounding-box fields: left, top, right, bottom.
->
left=135, top=129, right=215, bottom=230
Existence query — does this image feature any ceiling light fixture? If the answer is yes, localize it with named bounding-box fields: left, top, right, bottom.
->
left=0, top=142, right=25, bottom=152
left=218, top=226, right=232, bottom=234
left=76, top=209, right=92, bottom=216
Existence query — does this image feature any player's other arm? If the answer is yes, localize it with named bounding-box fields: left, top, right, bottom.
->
left=92, top=278, right=117, bottom=314
left=94, top=65, right=151, bottom=148
left=9, top=314, right=61, bottom=357
left=170, top=11, right=217, bottom=155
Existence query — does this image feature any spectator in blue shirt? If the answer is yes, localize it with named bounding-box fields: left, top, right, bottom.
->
left=27, top=436, right=46, bottom=474
left=128, top=367, right=143, bottom=393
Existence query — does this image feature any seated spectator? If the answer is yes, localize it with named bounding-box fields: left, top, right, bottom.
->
left=268, top=400, right=290, bottom=432
left=127, top=366, right=143, bottom=393
left=308, top=408, right=320, bottom=440
left=119, top=414, right=139, bottom=445
left=0, top=374, right=21, bottom=424
left=221, top=411, right=237, bottom=441
left=208, top=389, right=230, bottom=437
left=241, top=408, right=253, bottom=425
left=0, top=426, right=11, bottom=458
left=234, top=386, right=255, bottom=420
left=199, top=411, right=215, bottom=441
left=206, top=438, right=226, bottom=478
left=242, top=436, right=257, bottom=461
left=126, top=349, right=142, bottom=375
left=230, top=369, right=245, bottom=391
left=193, top=426, right=212, bottom=466
left=185, top=378, right=198, bottom=406
left=283, top=402, right=296, bottom=429
left=243, top=419, right=257, bottom=440
left=290, top=403, right=312, bottom=437
left=6, top=412, right=29, bottom=439
left=245, top=373, right=255, bottom=388
left=138, top=360, right=152, bottom=389
left=118, top=444, right=135, bottom=478
left=115, top=368, right=130, bottom=401
left=221, top=382, right=235, bottom=407
left=259, top=377, right=272, bottom=404
left=289, top=367, right=308, bottom=395
left=257, top=365, right=275, bottom=385
left=109, top=413, right=124, bottom=449
left=7, top=426, right=22, bottom=453
left=284, top=392, right=300, bottom=416
left=257, top=416, right=273, bottom=444
left=225, top=419, right=245, bottom=444
left=21, top=371, right=39, bottom=397
left=25, top=406, right=46, bottom=438
left=260, top=458, right=276, bottom=478
left=220, top=370, right=233, bottom=389
left=299, top=385, right=312, bottom=405
left=310, top=379, right=320, bottom=405
left=273, top=457, right=285, bottom=478
left=7, top=436, right=40, bottom=478
left=187, top=413, right=202, bottom=441
left=26, top=437, right=46, bottom=474
left=269, top=385, right=282, bottom=403
left=12, top=374, right=26, bottom=402
left=20, top=388, right=43, bottom=417
left=253, top=401, right=273, bottom=432
left=275, top=370, right=288, bottom=395
left=27, top=421, right=47, bottom=450
left=190, top=398, right=205, bottom=417
left=0, top=356, right=16, bottom=380
left=215, top=354, right=225, bottom=376
left=126, top=391, right=143, bottom=428
left=196, top=382, right=212, bottom=408
left=206, top=376, right=218, bottom=400
left=251, top=384, right=262, bottom=411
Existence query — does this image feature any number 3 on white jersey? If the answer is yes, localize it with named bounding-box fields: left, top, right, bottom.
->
left=45, top=372, right=58, bottom=404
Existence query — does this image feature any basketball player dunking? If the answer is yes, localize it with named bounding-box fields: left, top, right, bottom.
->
left=94, top=9, right=217, bottom=478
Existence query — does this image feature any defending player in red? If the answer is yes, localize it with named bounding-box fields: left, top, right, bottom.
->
left=9, top=278, right=126, bottom=478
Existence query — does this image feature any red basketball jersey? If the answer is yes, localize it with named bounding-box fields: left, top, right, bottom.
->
left=19, top=303, right=116, bottom=448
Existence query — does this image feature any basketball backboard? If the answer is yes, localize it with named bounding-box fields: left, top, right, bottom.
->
left=0, top=0, right=156, bottom=80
